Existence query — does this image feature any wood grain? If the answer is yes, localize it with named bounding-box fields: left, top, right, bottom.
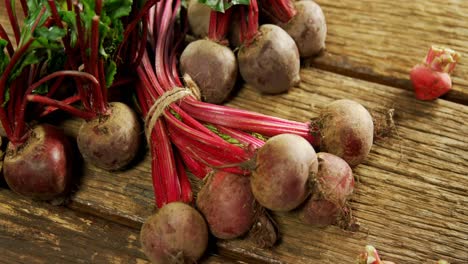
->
left=53, top=68, right=468, bottom=264
left=0, top=188, right=150, bottom=264
left=312, top=0, right=468, bottom=104
left=0, top=188, right=243, bottom=264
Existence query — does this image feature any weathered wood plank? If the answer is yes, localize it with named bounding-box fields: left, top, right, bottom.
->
left=312, top=0, right=468, bottom=103
left=0, top=188, right=240, bottom=264
left=0, top=188, right=150, bottom=264
left=55, top=68, right=468, bottom=264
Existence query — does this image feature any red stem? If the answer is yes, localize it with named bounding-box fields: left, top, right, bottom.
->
left=167, top=123, right=249, bottom=175
left=40, top=95, right=81, bottom=117
left=263, top=0, right=297, bottom=23
left=95, top=0, right=103, bottom=15
left=132, top=14, right=149, bottom=68
left=175, top=152, right=193, bottom=204
left=98, top=59, right=108, bottom=107
left=178, top=150, right=209, bottom=179
left=240, top=0, right=259, bottom=45
left=15, top=70, right=99, bottom=139
left=74, top=1, right=88, bottom=70
left=140, top=55, right=222, bottom=139
left=47, top=0, right=64, bottom=28
left=0, top=38, right=33, bottom=139
left=19, top=0, right=28, bottom=17
left=208, top=9, right=232, bottom=42
left=0, top=25, right=14, bottom=56
left=89, top=16, right=106, bottom=114
left=27, top=94, right=96, bottom=120
left=5, top=0, right=20, bottom=45
left=117, top=0, right=158, bottom=62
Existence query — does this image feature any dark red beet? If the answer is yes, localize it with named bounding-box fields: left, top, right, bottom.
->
left=196, top=171, right=256, bottom=239
left=238, top=24, right=301, bottom=94
left=140, top=202, right=208, bottom=264
left=318, top=99, right=374, bottom=167
left=300, top=152, right=354, bottom=226
left=252, top=134, right=318, bottom=212
left=3, top=124, right=73, bottom=200
left=77, top=102, right=141, bottom=171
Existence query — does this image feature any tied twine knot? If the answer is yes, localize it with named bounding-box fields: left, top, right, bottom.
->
left=144, top=74, right=201, bottom=143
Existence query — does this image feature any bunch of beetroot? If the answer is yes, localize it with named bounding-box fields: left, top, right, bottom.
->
left=132, top=1, right=375, bottom=263
left=0, top=1, right=374, bottom=263
left=0, top=0, right=157, bottom=201
left=183, top=0, right=327, bottom=102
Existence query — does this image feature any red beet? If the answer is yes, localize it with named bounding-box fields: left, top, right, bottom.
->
left=251, top=134, right=318, bottom=212
left=318, top=99, right=374, bottom=167
left=410, top=65, right=452, bottom=100
left=140, top=202, right=208, bottom=264
left=410, top=46, right=460, bottom=100
left=238, top=24, right=301, bottom=94
left=300, top=152, right=354, bottom=226
left=180, top=39, right=238, bottom=104
left=277, top=0, right=327, bottom=57
left=196, top=171, right=256, bottom=239
left=3, top=124, right=73, bottom=200
left=77, top=102, right=141, bottom=171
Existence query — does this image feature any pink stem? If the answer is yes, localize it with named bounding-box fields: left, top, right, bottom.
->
left=27, top=95, right=96, bottom=120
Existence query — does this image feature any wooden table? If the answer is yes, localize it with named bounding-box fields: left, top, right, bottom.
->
left=1, top=1, right=467, bottom=263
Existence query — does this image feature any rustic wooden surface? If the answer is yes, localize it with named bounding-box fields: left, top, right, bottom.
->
left=312, top=0, right=468, bottom=104
left=0, top=188, right=244, bottom=264
left=1, top=1, right=468, bottom=264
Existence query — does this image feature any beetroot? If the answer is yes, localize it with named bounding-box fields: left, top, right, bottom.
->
left=318, top=99, right=374, bottom=167
left=300, top=152, right=354, bottom=226
left=180, top=39, right=238, bottom=104
left=251, top=134, right=318, bottom=211
left=277, top=1, right=326, bottom=57
left=410, top=46, right=460, bottom=100
left=77, top=102, right=141, bottom=171
left=196, top=171, right=255, bottom=239
left=3, top=125, right=73, bottom=200
left=187, top=0, right=211, bottom=38
left=140, top=202, right=208, bottom=264
left=238, top=24, right=301, bottom=94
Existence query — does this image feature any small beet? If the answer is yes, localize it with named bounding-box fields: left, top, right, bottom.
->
left=187, top=0, right=211, bottom=38
left=278, top=1, right=327, bottom=57
left=251, top=134, right=318, bottom=212
left=196, top=171, right=255, bottom=239
left=410, top=65, right=452, bottom=100
left=238, top=24, right=300, bottom=94
left=77, top=102, right=141, bottom=171
left=300, top=152, right=354, bottom=227
left=318, top=99, right=374, bottom=167
left=3, top=124, right=73, bottom=200
left=180, top=39, right=238, bottom=104
left=410, top=46, right=460, bottom=100
left=140, top=202, right=208, bottom=264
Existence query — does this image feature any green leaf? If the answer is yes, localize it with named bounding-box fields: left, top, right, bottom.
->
left=204, top=123, right=244, bottom=147
left=0, top=39, right=9, bottom=74
left=197, top=0, right=250, bottom=12
left=103, top=0, right=133, bottom=20
left=59, top=10, right=78, bottom=47
left=32, top=84, right=49, bottom=94
left=105, top=61, right=117, bottom=87
left=2, top=88, right=10, bottom=107
left=10, top=50, right=41, bottom=80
